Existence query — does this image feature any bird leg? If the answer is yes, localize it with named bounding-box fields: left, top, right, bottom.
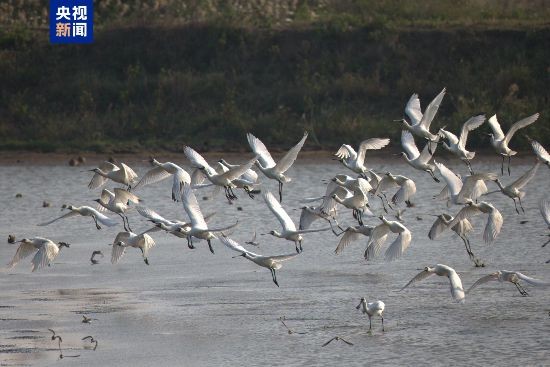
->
left=187, top=236, right=195, bottom=250
left=92, top=216, right=101, bottom=230
left=428, top=170, right=440, bottom=183
left=542, top=236, right=550, bottom=247
left=512, top=199, right=520, bottom=215
left=518, top=197, right=525, bottom=213
left=329, top=220, right=345, bottom=236
left=378, top=195, right=389, bottom=213
left=369, top=316, right=372, bottom=331
left=125, top=215, right=133, bottom=232
left=508, top=155, right=512, bottom=176
left=118, top=213, right=127, bottom=231
left=381, top=316, right=385, bottom=332
left=278, top=181, right=284, bottom=202
left=382, top=192, right=394, bottom=210
left=500, top=155, right=505, bottom=176
left=294, top=241, right=300, bottom=254
left=514, top=281, right=528, bottom=296
left=244, top=186, right=254, bottom=199
left=299, top=239, right=303, bottom=252
left=271, top=268, right=280, bottom=287
left=465, top=159, right=474, bottom=175
left=358, top=210, right=364, bottom=226
left=228, top=186, right=238, bottom=200
left=207, top=239, right=215, bottom=254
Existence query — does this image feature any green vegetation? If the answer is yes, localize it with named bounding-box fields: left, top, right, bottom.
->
left=0, top=1, right=548, bottom=152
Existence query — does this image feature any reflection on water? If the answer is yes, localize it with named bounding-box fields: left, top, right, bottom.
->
left=0, top=158, right=549, bottom=366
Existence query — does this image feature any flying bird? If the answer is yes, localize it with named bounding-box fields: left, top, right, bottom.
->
left=467, top=271, right=549, bottom=296
left=247, top=132, right=308, bottom=202
left=487, top=113, right=539, bottom=175
left=374, top=172, right=417, bottom=208
left=220, top=236, right=298, bottom=287
left=322, top=336, right=354, bottom=347
left=400, top=130, right=440, bottom=182
left=279, top=316, right=307, bottom=335
left=447, top=201, right=503, bottom=245
left=7, top=238, right=69, bottom=272
left=540, top=198, right=550, bottom=247
left=400, top=264, right=465, bottom=303
left=94, top=188, right=140, bottom=231
left=110, top=231, right=156, bottom=265
left=333, top=225, right=374, bottom=255
left=38, top=205, right=118, bottom=230
left=435, top=162, right=497, bottom=206
left=88, top=161, right=138, bottom=190
left=365, top=216, right=412, bottom=262
left=526, top=136, right=550, bottom=167
left=334, top=138, right=390, bottom=176
left=133, top=158, right=191, bottom=201
left=493, top=162, right=540, bottom=214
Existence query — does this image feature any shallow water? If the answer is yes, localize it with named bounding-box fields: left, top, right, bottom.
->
left=0, top=157, right=549, bottom=366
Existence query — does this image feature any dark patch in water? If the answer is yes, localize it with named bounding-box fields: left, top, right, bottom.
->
left=7, top=336, right=43, bottom=340
left=0, top=305, right=15, bottom=309
left=30, top=298, right=53, bottom=302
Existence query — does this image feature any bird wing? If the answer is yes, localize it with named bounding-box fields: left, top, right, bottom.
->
left=110, top=232, right=131, bottom=264
left=100, top=189, right=115, bottom=204
left=120, top=163, right=138, bottom=183
left=207, top=221, right=239, bottom=234
left=438, top=129, right=458, bottom=145
left=181, top=184, right=208, bottom=230
left=137, top=234, right=156, bottom=258
left=263, top=191, right=296, bottom=231
left=7, top=242, right=37, bottom=268
left=510, top=162, right=539, bottom=190
left=504, top=113, right=539, bottom=145
left=37, top=210, right=79, bottom=226
left=458, top=114, right=485, bottom=148
left=401, top=130, right=420, bottom=160
left=458, top=173, right=497, bottom=202
left=219, top=156, right=258, bottom=182
left=191, top=168, right=208, bottom=186
left=184, top=146, right=215, bottom=174
left=172, top=169, right=191, bottom=202
left=87, top=207, right=119, bottom=227
left=487, top=115, right=505, bottom=141
left=434, top=185, right=450, bottom=201
left=540, top=199, right=550, bottom=227
left=466, top=272, right=499, bottom=293
left=435, top=162, right=462, bottom=197
left=483, top=206, right=503, bottom=245
left=270, top=253, right=300, bottom=262
left=299, top=207, right=318, bottom=230
left=365, top=223, right=390, bottom=260
left=88, top=161, right=117, bottom=189
left=404, top=93, right=422, bottom=125
left=418, top=140, right=438, bottom=164
left=448, top=268, right=466, bottom=303
left=135, top=206, right=172, bottom=226
left=31, top=241, right=59, bottom=272
left=374, top=176, right=398, bottom=196
left=114, top=188, right=140, bottom=204
left=400, top=269, right=434, bottom=291
left=354, top=178, right=372, bottom=198
left=515, top=272, right=550, bottom=286
left=273, top=132, right=308, bottom=174
left=219, top=236, right=258, bottom=257
left=419, top=88, right=446, bottom=129
left=335, top=230, right=364, bottom=255
left=133, top=166, right=171, bottom=191
left=321, top=337, right=337, bottom=347
left=530, top=138, right=550, bottom=163
left=334, top=144, right=356, bottom=160
left=356, top=138, right=390, bottom=166
left=447, top=205, right=482, bottom=228
left=392, top=178, right=416, bottom=205
left=384, top=228, right=412, bottom=262
left=247, top=133, right=276, bottom=169
left=428, top=216, right=450, bottom=240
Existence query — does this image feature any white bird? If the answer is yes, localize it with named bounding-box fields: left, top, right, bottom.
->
left=38, top=205, right=118, bottom=230
left=526, top=136, right=550, bottom=168
left=427, top=213, right=481, bottom=266
left=365, top=216, right=412, bottom=262
left=184, top=146, right=257, bottom=201
left=133, top=158, right=191, bottom=201
left=94, top=188, right=140, bottom=231
left=88, top=161, right=138, bottom=190
left=331, top=178, right=373, bottom=225
left=181, top=184, right=238, bottom=253
left=438, top=114, right=486, bottom=173
left=539, top=198, right=550, bottom=247
left=400, top=88, right=446, bottom=148
left=400, top=264, right=465, bottom=303
left=487, top=113, right=539, bottom=175
left=400, top=130, right=440, bottom=182
left=110, top=231, right=156, bottom=265
left=493, top=162, right=540, bottom=214
left=298, top=205, right=342, bottom=236
left=247, top=132, right=308, bottom=202
left=334, top=138, right=390, bottom=175
left=217, top=159, right=260, bottom=198
left=435, top=161, right=497, bottom=205
left=447, top=201, right=503, bottom=245
left=374, top=172, right=417, bottom=208
left=333, top=225, right=374, bottom=254
left=7, top=237, right=70, bottom=272
left=263, top=191, right=331, bottom=253
left=467, top=270, right=550, bottom=296
left=220, top=236, right=298, bottom=287
left=356, top=298, right=385, bottom=331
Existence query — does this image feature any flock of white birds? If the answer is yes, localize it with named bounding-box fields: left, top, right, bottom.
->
left=6, top=88, right=550, bottom=332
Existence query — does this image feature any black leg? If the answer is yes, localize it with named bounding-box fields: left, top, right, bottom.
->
left=272, top=269, right=279, bottom=287
left=369, top=317, right=372, bottom=331
left=501, top=156, right=504, bottom=175
left=543, top=237, right=550, bottom=247
left=187, top=236, right=195, bottom=249
left=518, top=197, right=525, bottom=213
left=295, top=242, right=300, bottom=254
left=381, top=317, right=384, bottom=332
left=92, top=216, right=101, bottom=230
left=278, top=181, right=283, bottom=202
left=299, top=239, right=303, bottom=252
left=429, top=170, right=440, bottom=183
left=512, top=199, right=520, bottom=214
left=207, top=239, right=215, bottom=254
left=508, top=156, right=512, bottom=176
left=118, top=213, right=127, bottom=231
